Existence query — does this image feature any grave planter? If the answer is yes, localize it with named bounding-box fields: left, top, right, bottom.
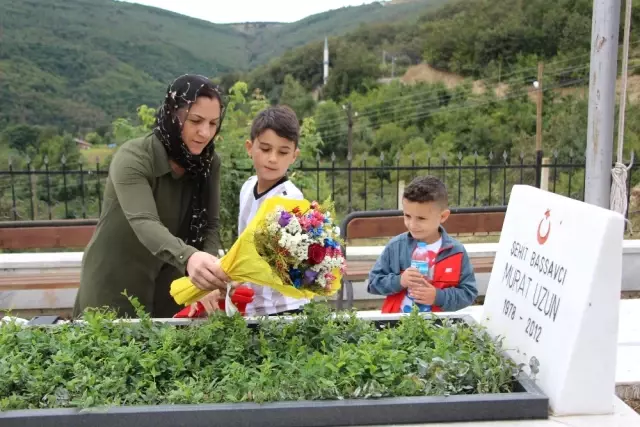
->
left=0, top=312, right=549, bottom=427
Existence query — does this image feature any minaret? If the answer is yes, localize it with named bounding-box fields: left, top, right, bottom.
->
left=323, top=37, right=329, bottom=85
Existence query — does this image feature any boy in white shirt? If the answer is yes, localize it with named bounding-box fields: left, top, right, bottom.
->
left=191, top=105, right=309, bottom=316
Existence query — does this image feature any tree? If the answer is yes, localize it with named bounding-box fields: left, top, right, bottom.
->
left=290, top=117, right=330, bottom=199
left=279, top=75, right=316, bottom=120
left=1, top=124, right=42, bottom=153
left=214, top=82, right=273, bottom=246
left=28, top=133, right=80, bottom=168
left=315, top=100, right=347, bottom=158
left=110, top=104, right=156, bottom=145
left=323, top=41, right=382, bottom=101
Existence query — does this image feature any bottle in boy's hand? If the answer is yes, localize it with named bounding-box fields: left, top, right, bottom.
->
left=409, top=242, right=432, bottom=312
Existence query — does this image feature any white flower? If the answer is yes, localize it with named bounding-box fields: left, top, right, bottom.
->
left=267, top=221, right=280, bottom=234
left=319, top=255, right=343, bottom=271
left=316, top=275, right=327, bottom=288
left=285, top=216, right=302, bottom=235
left=276, top=228, right=311, bottom=262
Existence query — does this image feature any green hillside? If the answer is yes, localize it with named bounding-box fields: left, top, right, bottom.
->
left=246, top=0, right=640, bottom=104
left=244, top=0, right=448, bottom=66
left=4, top=0, right=640, bottom=231
left=0, top=0, right=440, bottom=132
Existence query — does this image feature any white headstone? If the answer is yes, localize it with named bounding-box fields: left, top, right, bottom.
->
left=482, top=185, right=624, bottom=416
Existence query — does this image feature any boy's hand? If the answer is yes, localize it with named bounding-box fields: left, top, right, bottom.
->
left=401, top=268, right=429, bottom=288
left=409, top=281, right=437, bottom=305
left=188, top=289, right=222, bottom=317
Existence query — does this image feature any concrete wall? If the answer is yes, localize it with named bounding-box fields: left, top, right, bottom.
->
left=1, top=240, right=639, bottom=313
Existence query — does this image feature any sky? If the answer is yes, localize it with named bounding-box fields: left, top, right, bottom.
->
left=122, top=0, right=383, bottom=24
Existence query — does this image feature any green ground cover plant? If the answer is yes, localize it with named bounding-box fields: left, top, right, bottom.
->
left=0, top=298, right=517, bottom=411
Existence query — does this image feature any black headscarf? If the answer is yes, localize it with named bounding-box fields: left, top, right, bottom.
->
left=153, top=74, right=225, bottom=250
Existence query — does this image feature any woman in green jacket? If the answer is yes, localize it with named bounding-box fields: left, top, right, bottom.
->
left=73, top=74, right=230, bottom=318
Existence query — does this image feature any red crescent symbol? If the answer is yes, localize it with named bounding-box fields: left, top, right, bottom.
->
left=537, top=210, right=551, bottom=245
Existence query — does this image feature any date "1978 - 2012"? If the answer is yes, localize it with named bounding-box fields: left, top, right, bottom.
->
left=503, top=298, right=543, bottom=343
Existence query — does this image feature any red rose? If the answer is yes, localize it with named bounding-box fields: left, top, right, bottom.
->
left=308, top=244, right=326, bottom=265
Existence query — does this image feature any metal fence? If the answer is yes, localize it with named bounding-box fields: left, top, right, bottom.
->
left=0, top=150, right=638, bottom=222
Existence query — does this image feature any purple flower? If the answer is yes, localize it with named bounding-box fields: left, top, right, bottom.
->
left=303, top=270, right=319, bottom=284
left=278, top=211, right=293, bottom=227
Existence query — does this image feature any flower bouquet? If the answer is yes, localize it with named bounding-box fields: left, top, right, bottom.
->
left=170, top=196, right=346, bottom=307
left=254, top=199, right=345, bottom=295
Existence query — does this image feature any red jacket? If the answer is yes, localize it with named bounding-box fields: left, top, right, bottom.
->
left=367, top=228, right=478, bottom=314
left=380, top=251, right=466, bottom=313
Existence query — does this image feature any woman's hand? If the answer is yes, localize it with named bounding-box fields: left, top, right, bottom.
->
left=186, top=252, right=230, bottom=291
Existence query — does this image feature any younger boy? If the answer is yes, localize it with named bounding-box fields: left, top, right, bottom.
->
left=367, top=176, right=478, bottom=313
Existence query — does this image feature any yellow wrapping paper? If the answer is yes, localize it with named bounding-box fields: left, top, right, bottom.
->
left=170, top=196, right=343, bottom=306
